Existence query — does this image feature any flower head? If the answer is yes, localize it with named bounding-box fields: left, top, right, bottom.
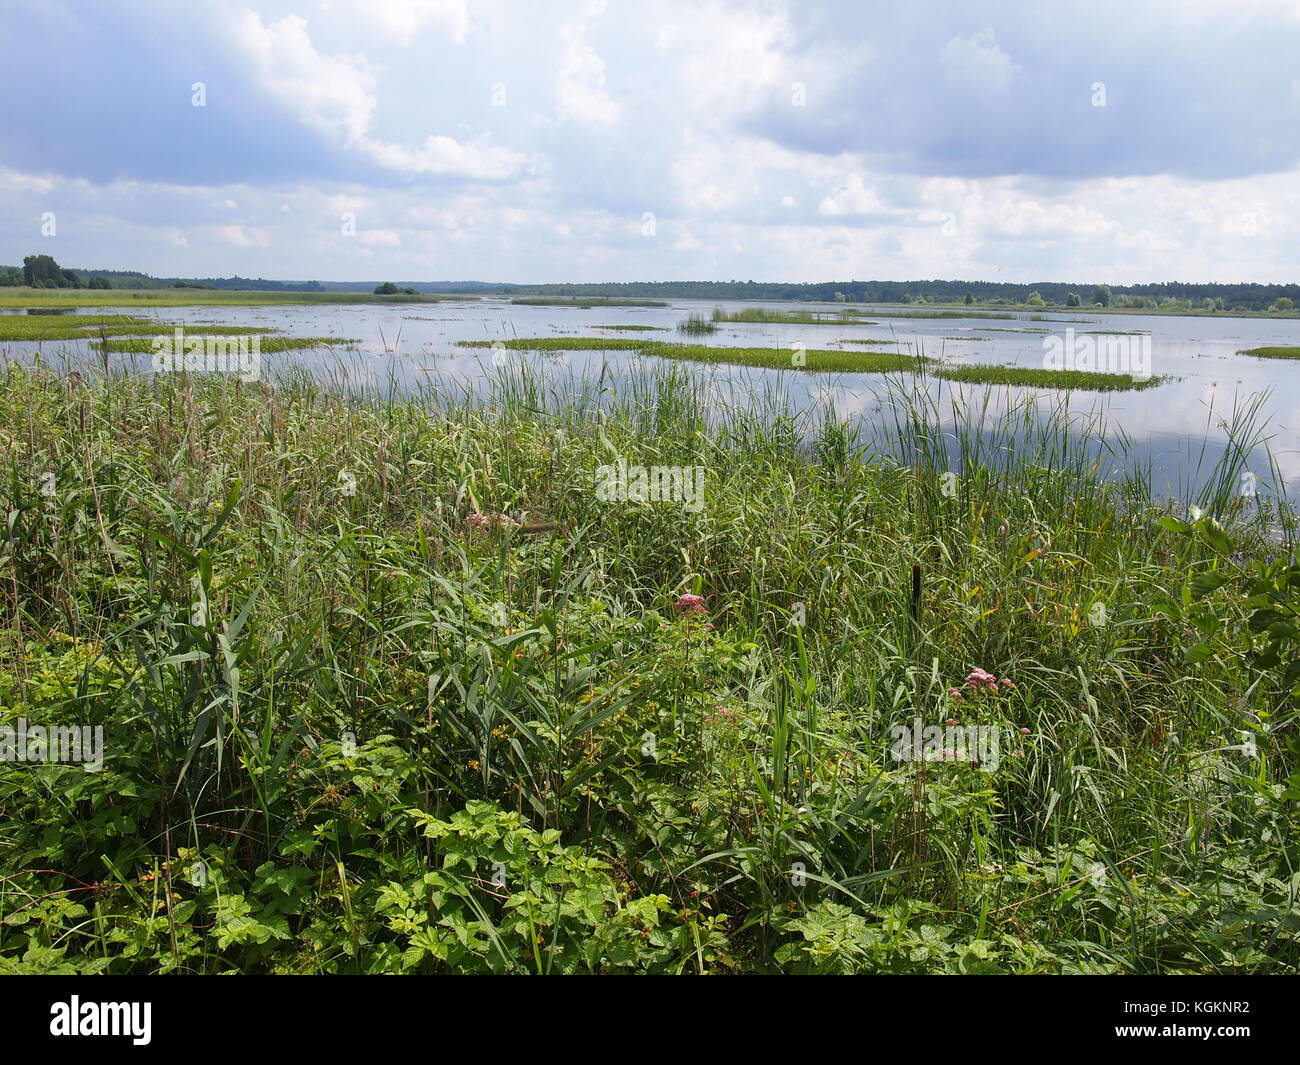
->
left=675, top=592, right=708, bottom=616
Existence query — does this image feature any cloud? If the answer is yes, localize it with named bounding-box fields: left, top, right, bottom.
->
left=555, top=21, right=621, bottom=125
left=1, top=0, right=1299, bottom=283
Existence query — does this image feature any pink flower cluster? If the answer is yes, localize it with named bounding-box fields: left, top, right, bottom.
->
left=674, top=592, right=708, bottom=615
left=467, top=512, right=518, bottom=531
left=947, top=668, right=1015, bottom=699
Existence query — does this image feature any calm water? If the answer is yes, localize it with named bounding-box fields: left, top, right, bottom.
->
left=5, top=298, right=1300, bottom=503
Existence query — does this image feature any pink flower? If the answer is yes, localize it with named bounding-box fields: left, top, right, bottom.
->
left=675, top=593, right=708, bottom=615
left=947, top=687, right=962, bottom=699
left=1001, top=677, right=1015, bottom=689
left=964, top=668, right=999, bottom=692
left=467, top=511, right=518, bottom=532
left=1019, top=727, right=1031, bottom=735
left=944, top=718, right=957, bottom=727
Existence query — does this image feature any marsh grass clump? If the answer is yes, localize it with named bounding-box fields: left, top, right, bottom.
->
left=92, top=335, right=359, bottom=354
left=934, top=364, right=1167, bottom=391
left=508, top=297, right=666, bottom=307
left=711, top=307, right=877, bottom=325
left=1237, top=346, right=1300, bottom=359
left=677, top=312, right=717, bottom=335
left=0, top=360, right=1295, bottom=975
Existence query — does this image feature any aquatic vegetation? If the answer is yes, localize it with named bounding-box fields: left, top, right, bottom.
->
left=0, top=289, right=472, bottom=308
left=92, top=336, right=359, bottom=354
left=934, top=364, right=1167, bottom=391
left=711, top=307, right=877, bottom=325
left=1237, top=346, right=1300, bottom=359
left=0, top=361, right=1293, bottom=975
left=677, top=312, right=717, bottom=335
left=507, top=297, right=667, bottom=307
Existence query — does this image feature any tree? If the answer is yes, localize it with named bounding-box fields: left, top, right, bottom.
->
left=374, top=282, right=398, bottom=295
left=23, top=254, right=64, bottom=287
left=1025, top=291, right=1045, bottom=307
left=1092, top=284, right=1112, bottom=307
left=964, top=292, right=974, bottom=305
left=87, top=275, right=111, bottom=289
left=1271, top=297, right=1295, bottom=312
left=1066, top=291, right=1081, bottom=307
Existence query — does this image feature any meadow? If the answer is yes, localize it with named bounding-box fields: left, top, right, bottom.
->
left=0, top=289, right=472, bottom=309
left=0, top=356, right=1296, bottom=974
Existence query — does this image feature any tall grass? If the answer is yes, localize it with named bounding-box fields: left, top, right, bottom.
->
left=0, top=355, right=1295, bottom=974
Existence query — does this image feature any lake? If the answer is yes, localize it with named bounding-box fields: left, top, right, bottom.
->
left=4, top=298, right=1300, bottom=505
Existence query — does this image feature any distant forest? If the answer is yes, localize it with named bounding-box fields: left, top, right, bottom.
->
left=2, top=254, right=1296, bottom=310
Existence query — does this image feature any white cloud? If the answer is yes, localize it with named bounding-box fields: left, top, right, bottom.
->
left=556, top=23, right=620, bottom=126
left=230, top=11, right=526, bottom=179
left=360, top=0, right=468, bottom=46
left=939, top=28, right=1019, bottom=99
left=818, top=174, right=887, bottom=216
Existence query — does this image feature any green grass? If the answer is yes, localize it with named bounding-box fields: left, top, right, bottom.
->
left=507, top=297, right=667, bottom=307
left=712, top=307, right=877, bottom=325
left=1237, top=346, right=1300, bottom=359
left=0, top=314, right=275, bottom=343
left=933, top=364, right=1166, bottom=391
left=838, top=338, right=899, bottom=345
left=458, top=337, right=649, bottom=351
left=457, top=336, right=920, bottom=372
left=862, top=309, right=1015, bottom=320
left=594, top=324, right=667, bottom=331
left=92, top=336, right=360, bottom=354
left=677, top=312, right=717, bottom=336
left=0, top=288, right=472, bottom=308
left=0, top=359, right=1294, bottom=976
left=642, top=342, right=921, bottom=372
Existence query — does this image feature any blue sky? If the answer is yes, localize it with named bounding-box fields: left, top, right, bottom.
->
left=2, top=0, right=1299, bottom=283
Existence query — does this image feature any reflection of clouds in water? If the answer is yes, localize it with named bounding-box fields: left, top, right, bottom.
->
left=12, top=300, right=1300, bottom=493
left=808, top=381, right=877, bottom=420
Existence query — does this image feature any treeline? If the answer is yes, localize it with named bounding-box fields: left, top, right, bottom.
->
left=2, top=255, right=1296, bottom=310
left=492, top=279, right=1300, bottom=311
left=0, top=255, right=327, bottom=291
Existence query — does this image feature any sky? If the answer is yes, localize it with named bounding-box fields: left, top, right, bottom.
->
left=2, top=0, right=1299, bottom=284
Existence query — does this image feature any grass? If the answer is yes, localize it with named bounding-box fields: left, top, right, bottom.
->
left=1237, top=346, right=1300, bottom=359
left=0, top=288, right=472, bottom=308
left=453, top=337, right=1165, bottom=389
left=91, top=336, right=360, bottom=354
left=857, top=309, right=1015, bottom=320
left=595, top=324, right=667, bottom=331
left=933, top=364, right=1167, bottom=391
left=458, top=337, right=649, bottom=351
left=712, top=307, right=877, bottom=325
left=677, top=312, right=717, bottom=336
left=838, top=338, right=899, bottom=346
left=0, top=314, right=281, bottom=344
left=0, top=357, right=1295, bottom=976
left=507, top=297, right=667, bottom=307
left=643, top=342, right=921, bottom=372
left=457, top=336, right=920, bottom=372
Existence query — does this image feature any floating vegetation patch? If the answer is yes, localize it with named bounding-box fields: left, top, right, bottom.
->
left=711, top=307, right=877, bottom=325
left=93, top=336, right=358, bottom=354
left=507, top=297, right=667, bottom=307
left=677, top=313, right=717, bottom=336
left=934, top=364, right=1167, bottom=391
left=1236, top=346, right=1300, bottom=359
